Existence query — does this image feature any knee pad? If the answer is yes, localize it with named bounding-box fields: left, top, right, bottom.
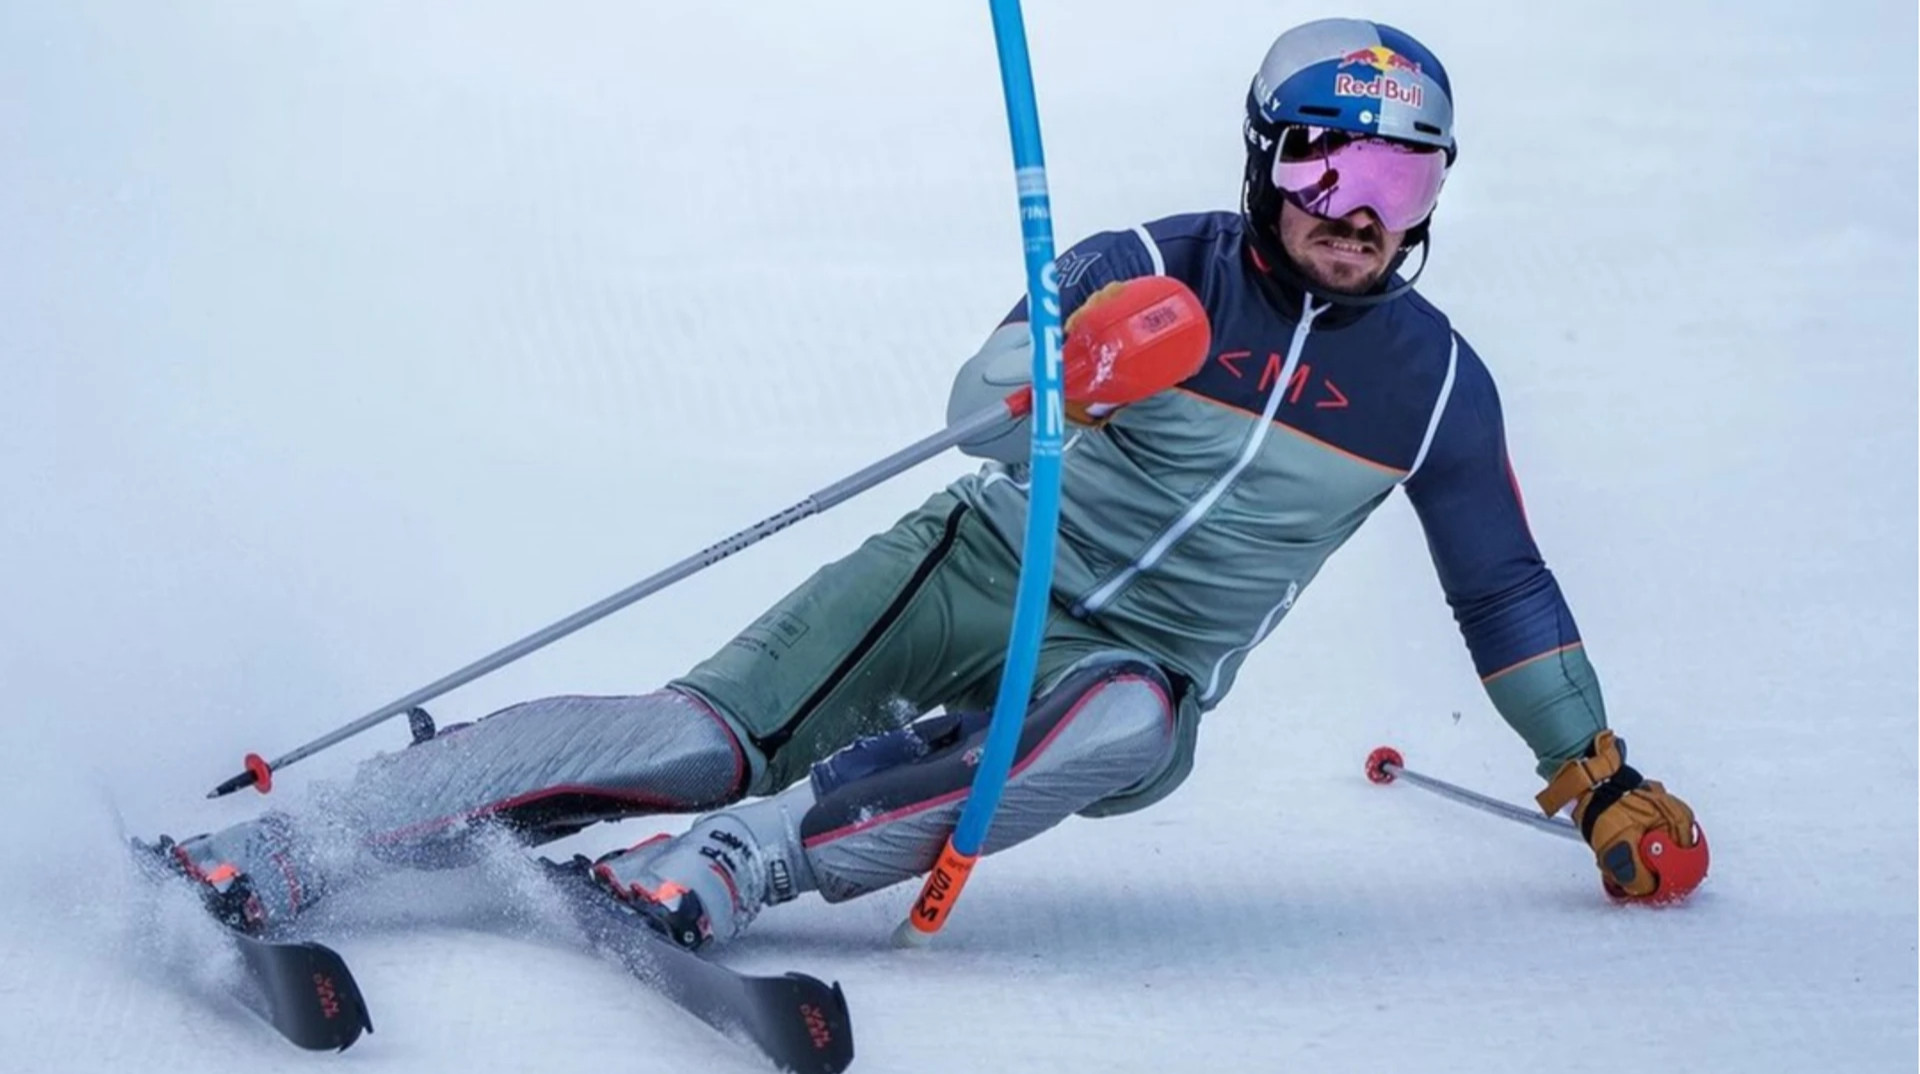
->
left=1022, top=659, right=1180, bottom=803
left=807, top=658, right=1174, bottom=808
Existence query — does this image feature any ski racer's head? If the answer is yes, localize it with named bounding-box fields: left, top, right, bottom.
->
left=1241, top=19, right=1455, bottom=304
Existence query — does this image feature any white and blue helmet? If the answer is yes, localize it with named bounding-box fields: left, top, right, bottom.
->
left=1241, top=19, right=1457, bottom=294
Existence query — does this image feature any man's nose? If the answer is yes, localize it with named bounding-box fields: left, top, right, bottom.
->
left=1340, top=206, right=1384, bottom=231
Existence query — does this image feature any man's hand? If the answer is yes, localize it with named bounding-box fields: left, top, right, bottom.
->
left=1537, top=731, right=1709, bottom=903
left=1060, top=276, right=1210, bottom=426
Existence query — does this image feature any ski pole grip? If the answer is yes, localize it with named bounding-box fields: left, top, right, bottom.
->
left=1061, top=276, right=1211, bottom=408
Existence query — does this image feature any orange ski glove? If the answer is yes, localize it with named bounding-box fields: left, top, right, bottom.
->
left=1059, top=277, right=1210, bottom=426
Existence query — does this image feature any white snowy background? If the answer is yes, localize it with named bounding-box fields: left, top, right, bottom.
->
left=2, top=2, right=1914, bottom=1071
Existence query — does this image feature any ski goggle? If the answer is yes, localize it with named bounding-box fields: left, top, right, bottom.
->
left=1270, top=125, right=1448, bottom=233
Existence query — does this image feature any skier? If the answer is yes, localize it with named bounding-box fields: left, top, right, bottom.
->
left=155, top=17, right=1707, bottom=947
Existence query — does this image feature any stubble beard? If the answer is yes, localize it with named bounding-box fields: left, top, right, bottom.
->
left=1295, top=217, right=1392, bottom=294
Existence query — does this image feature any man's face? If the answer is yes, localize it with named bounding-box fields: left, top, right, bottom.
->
left=1277, top=199, right=1407, bottom=294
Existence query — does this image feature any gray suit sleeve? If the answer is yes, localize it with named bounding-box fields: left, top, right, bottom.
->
left=946, top=321, right=1034, bottom=464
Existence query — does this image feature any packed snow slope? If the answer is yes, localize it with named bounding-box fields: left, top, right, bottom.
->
left=2, top=2, right=1914, bottom=1072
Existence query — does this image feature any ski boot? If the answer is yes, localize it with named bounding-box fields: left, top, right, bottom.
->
left=131, top=814, right=317, bottom=936
left=588, top=788, right=815, bottom=951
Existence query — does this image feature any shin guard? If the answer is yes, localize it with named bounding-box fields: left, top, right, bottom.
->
left=798, top=659, right=1177, bottom=903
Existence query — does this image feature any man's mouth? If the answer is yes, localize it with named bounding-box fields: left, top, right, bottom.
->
left=1314, top=234, right=1377, bottom=257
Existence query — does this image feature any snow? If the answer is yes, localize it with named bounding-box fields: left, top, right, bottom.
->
left=2, top=2, right=1914, bottom=1071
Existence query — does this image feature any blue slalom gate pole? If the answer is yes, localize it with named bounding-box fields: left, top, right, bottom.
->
left=896, top=0, right=1064, bottom=946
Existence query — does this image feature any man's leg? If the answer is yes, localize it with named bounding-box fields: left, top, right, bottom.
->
left=160, top=490, right=1013, bottom=934
left=162, top=688, right=745, bottom=933
left=673, top=492, right=1018, bottom=796
left=593, top=654, right=1180, bottom=947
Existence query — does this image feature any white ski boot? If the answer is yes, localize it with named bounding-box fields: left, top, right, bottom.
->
left=590, top=785, right=815, bottom=950
left=134, top=814, right=316, bottom=935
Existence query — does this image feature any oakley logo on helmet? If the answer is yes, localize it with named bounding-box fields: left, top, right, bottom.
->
left=1242, top=116, right=1275, bottom=152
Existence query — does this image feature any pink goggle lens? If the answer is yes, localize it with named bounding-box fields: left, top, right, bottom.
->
left=1270, top=125, right=1448, bottom=233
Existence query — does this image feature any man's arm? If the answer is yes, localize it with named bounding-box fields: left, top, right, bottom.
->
left=1404, top=335, right=1706, bottom=901
left=1400, top=337, right=1606, bottom=776
left=948, top=228, right=1161, bottom=463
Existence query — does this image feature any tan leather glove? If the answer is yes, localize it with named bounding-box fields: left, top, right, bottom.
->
left=1537, top=731, right=1709, bottom=902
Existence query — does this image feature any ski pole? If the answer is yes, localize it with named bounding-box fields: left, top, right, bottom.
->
left=1364, top=746, right=1581, bottom=841
left=206, top=395, right=1021, bottom=798
left=207, top=311, right=1208, bottom=800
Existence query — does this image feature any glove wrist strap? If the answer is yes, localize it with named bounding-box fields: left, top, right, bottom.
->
left=1576, top=764, right=1646, bottom=842
left=1535, top=730, right=1625, bottom=816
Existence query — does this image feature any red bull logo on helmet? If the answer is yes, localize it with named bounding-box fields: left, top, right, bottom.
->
left=1334, top=72, right=1424, bottom=107
left=1334, top=46, right=1425, bottom=108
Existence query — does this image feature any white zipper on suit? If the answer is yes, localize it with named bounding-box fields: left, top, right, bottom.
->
left=1074, top=293, right=1329, bottom=617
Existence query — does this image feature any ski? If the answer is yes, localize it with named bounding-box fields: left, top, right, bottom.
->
left=129, top=838, right=374, bottom=1052
left=537, top=857, right=855, bottom=1074
left=218, top=930, right=374, bottom=1051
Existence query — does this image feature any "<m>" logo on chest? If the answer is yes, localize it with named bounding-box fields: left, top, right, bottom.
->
left=1216, top=350, right=1348, bottom=409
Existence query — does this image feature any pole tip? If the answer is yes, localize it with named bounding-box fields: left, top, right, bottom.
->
left=207, top=753, right=274, bottom=799
left=890, top=919, right=934, bottom=949
left=1365, top=746, right=1404, bottom=784
left=207, top=772, right=252, bottom=798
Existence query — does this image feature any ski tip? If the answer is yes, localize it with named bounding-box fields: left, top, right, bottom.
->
left=271, top=940, right=373, bottom=1052
left=820, top=980, right=854, bottom=1074
left=1365, top=746, right=1404, bottom=784
left=328, top=1017, right=371, bottom=1052
left=780, top=976, right=854, bottom=1074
